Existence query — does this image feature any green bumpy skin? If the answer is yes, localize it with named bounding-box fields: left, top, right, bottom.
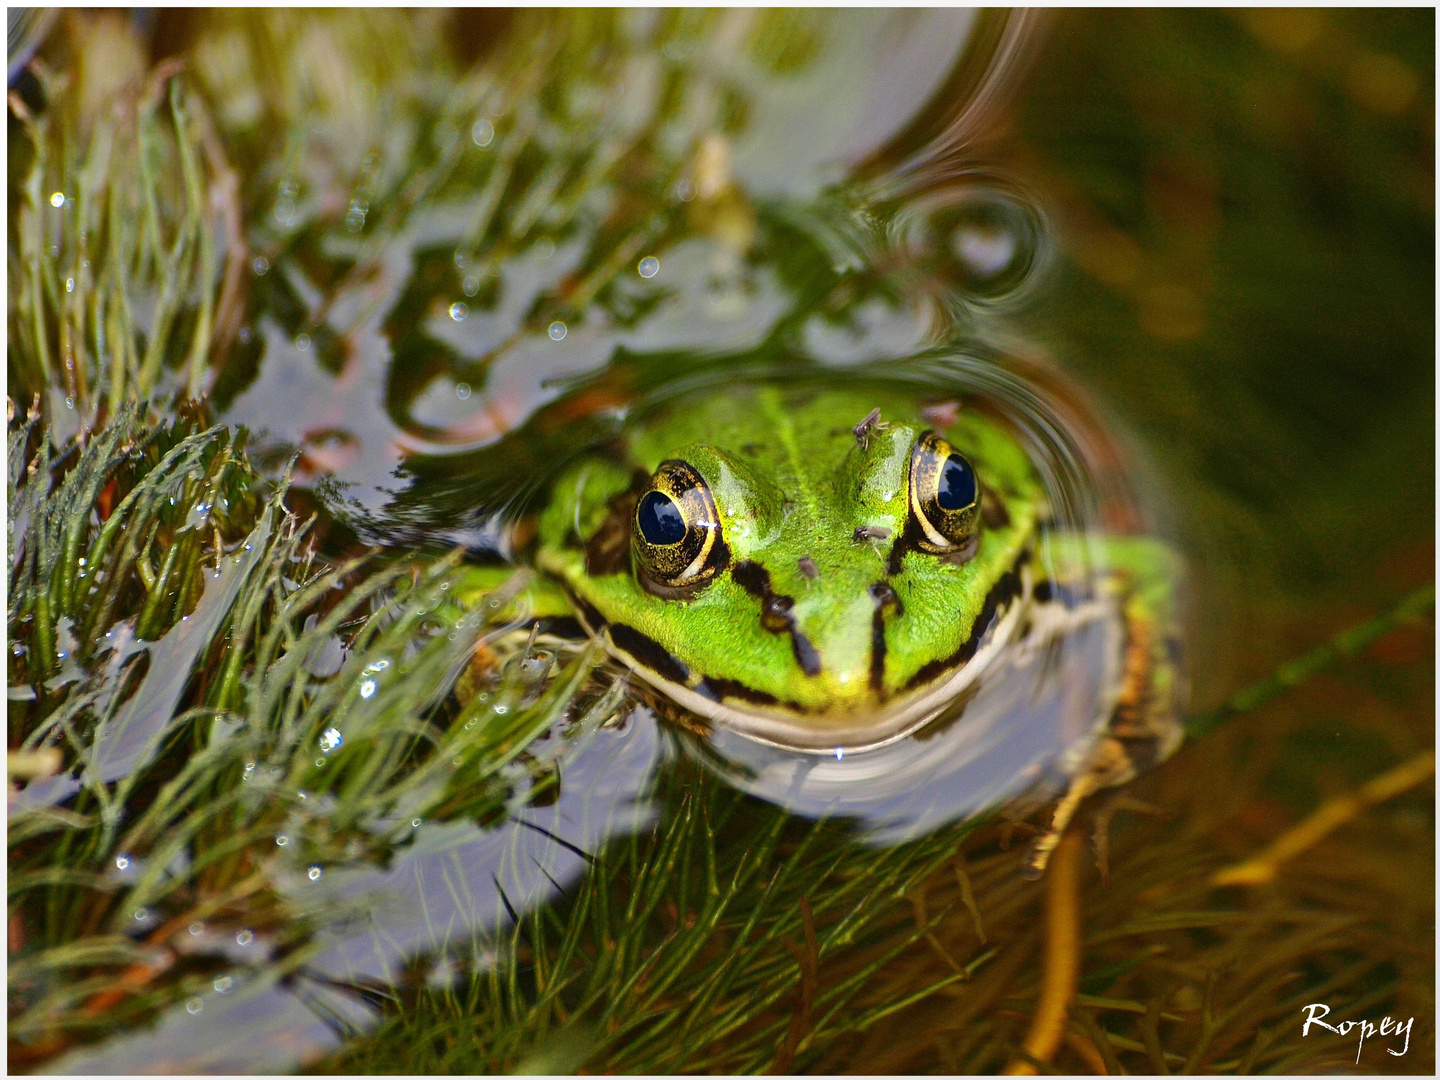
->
left=533, top=384, right=1046, bottom=722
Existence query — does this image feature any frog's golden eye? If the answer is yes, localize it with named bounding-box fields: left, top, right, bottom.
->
left=908, top=431, right=982, bottom=560
left=633, top=460, right=727, bottom=597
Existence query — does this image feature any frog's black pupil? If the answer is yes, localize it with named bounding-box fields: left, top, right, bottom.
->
left=937, top=454, right=976, bottom=511
left=638, top=491, right=687, bottom=545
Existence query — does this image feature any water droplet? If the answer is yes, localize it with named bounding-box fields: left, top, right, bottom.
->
left=449, top=302, right=468, bottom=322
left=359, top=678, right=376, bottom=700
left=65, top=277, right=75, bottom=293
left=273, top=195, right=297, bottom=227
left=472, top=119, right=495, bottom=147
left=548, top=321, right=567, bottom=341
left=50, top=191, right=66, bottom=208
left=252, top=256, right=270, bottom=276
left=319, top=728, right=343, bottom=752
left=455, top=382, right=472, bottom=400
left=189, top=921, right=205, bottom=936
left=186, top=997, right=203, bottom=1015
left=638, top=256, right=660, bottom=279
left=214, top=975, right=233, bottom=993
left=115, top=855, right=131, bottom=870
left=236, top=930, right=254, bottom=946
left=296, top=333, right=311, bottom=351
left=307, top=865, right=323, bottom=881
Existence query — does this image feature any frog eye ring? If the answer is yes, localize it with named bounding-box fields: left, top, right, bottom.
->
left=908, top=432, right=982, bottom=560
left=632, top=460, right=727, bottom=597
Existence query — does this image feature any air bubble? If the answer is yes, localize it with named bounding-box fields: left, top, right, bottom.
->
left=134, top=908, right=149, bottom=921
left=307, top=865, right=323, bottom=881
left=548, top=321, right=567, bottom=341
left=463, top=276, right=480, bottom=296
left=359, top=679, right=377, bottom=699
left=449, top=302, right=468, bottom=322
left=638, top=256, right=660, bottom=279
left=236, top=930, right=254, bottom=946
left=186, top=997, right=204, bottom=1015
left=66, top=277, right=75, bottom=293
left=189, top=921, right=205, bottom=936
left=296, top=333, right=311, bottom=351
left=252, top=256, right=270, bottom=275
left=115, top=855, right=131, bottom=870
left=319, top=728, right=343, bottom=752
left=411, top=818, right=422, bottom=827
left=456, top=382, right=472, bottom=400
left=533, top=238, right=555, bottom=261
left=214, top=975, right=233, bottom=993
left=50, top=191, right=65, bottom=208
left=472, top=119, right=495, bottom=147
left=275, top=835, right=289, bottom=847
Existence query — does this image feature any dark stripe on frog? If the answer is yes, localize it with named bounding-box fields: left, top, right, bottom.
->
left=1032, top=580, right=1092, bottom=607
left=731, top=560, right=822, bottom=677
left=607, top=622, right=692, bottom=686
left=536, top=615, right=587, bottom=640
left=868, top=581, right=903, bottom=693
left=901, top=563, right=1025, bottom=692
left=694, top=675, right=782, bottom=708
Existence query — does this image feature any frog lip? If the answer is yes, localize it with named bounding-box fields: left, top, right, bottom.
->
left=607, top=592, right=1029, bottom=755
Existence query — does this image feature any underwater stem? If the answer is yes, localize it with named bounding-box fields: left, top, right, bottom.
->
left=1211, top=749, right=1435, bottom=887
left=1004, top=828, right=1083, bottom=1075
left=1186, top=584, right=1434, bottom=739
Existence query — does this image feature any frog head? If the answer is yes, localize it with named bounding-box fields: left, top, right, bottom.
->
left=534, top=385, right=1042, bottom=751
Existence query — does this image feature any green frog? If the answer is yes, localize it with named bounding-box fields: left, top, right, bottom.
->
left=481, top=382, right=1183, bottom=872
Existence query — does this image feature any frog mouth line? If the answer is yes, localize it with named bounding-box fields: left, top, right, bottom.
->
left=572, top=564, right=1033, bottom=754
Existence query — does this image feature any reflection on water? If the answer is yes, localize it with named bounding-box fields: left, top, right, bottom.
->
left=214, top=10, right=1042, bottom=544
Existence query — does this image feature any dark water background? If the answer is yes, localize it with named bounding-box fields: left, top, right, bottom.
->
left=10, top=8, right=1433, bottom=1074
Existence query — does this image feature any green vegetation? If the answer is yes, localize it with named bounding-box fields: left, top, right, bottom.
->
left=8, top=9, right=1431, bottom=1075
